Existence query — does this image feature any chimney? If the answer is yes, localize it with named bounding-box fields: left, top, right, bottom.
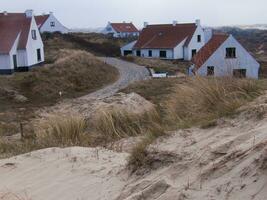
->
left=173, top=20, right=178, bottom=26
left=25, top=9, right=33, bottom=18
left=144, top=22, right=148, bottom=28
left=195, top=19, right=201, bottom=26
left=49, top=11, right=53, bottom=15
left=3, top=11, right=8, bottom=16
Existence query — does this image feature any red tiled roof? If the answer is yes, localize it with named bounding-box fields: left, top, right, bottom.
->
left=192, top=33, right=229, bottom=70
left=35, top=15, right=49, bottom=28
left=134, top=23, right=197, bottom=49
left=0, top=13, right=32, bottom=54
left=110, top=23, right=139, bottom=33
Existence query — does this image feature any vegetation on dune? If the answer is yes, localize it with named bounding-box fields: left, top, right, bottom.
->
left=124, top=77, right=265, bottom=171
left=1, top=76, right=264, bottom=173
left=12, top=49, right=118, bottom=104
left=0, top=49, right=118, bottom=106
left=42, top=32, right=136, bottom=60
left=122, top=55, right=189, bottom=75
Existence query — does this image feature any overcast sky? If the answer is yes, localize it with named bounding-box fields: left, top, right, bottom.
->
left=1, top=0, right=267, bottom=28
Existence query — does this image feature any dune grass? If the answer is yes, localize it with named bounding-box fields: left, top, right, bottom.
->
left=125, top=77, right=264, bottom=171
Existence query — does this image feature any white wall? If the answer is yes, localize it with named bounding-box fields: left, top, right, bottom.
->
left=103, top=23, right=139, bottom=38
left=103, top=23, right=117, bottom=35
left=135, top=49, right=173, bottom=59
left=0, top=54, right=11, bottom=70
left=173, top=39, right=186, bottom=59
left=40, top=14, right=68, bottom=34
left=25, top=17, right=45, bottom=66
left=184, top=25, right=205, bottom=60
left=121, top=41, right=137, bottom=55
left=196, top=35, right=260, bottom=79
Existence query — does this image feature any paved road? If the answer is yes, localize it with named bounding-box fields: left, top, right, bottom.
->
left=39, top=57, right=150, bottom=118
left=80, top=57, right=150, bottom=100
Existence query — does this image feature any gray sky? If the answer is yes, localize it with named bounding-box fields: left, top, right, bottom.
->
left=1, top=0, right=267, bottom=28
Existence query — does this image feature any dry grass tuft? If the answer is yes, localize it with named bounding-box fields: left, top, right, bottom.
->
left=91, top=108, right=164, bottom=145
left=37, top=114, right=89, bottom=146
left=164, top=77, right=263, bottom=128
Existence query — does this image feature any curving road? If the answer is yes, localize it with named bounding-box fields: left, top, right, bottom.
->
left=39, top=57, right=150, bottom=118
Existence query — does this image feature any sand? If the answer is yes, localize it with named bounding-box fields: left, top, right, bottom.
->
left=0, top=93, right=267, bottom=200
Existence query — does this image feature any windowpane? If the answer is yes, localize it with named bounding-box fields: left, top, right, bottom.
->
left=207, top=66, right=214, bottom=76
left=226, top=48, right=236, bottom=58
left=159, top=51, right=167, bottom=58
left=31, top=30, right=37, bottom=40
left=197, top=35, right=201, bottom=42
left=149, top=50, right=152, bottom=57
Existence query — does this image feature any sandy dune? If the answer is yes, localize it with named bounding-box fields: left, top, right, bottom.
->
left=0, top=147, right=128, bottom=200
left=0, top=93, right=267, bottom=200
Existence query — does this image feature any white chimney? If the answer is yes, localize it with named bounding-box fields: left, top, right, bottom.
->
left=144, top=22, right=148, bottom=28
left=204, top=28, right=213, bottom=43
left=49, top=11, right=53, bottom=15
left=173, top=20, right=178, bottom=26
left=25, top=9, right=33, bottom=18
left=3, top=11, right=8, bottom=16
left=195, top=19, right=201, bottom=26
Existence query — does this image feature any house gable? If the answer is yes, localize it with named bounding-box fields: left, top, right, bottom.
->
left=38, top=13, right=68, bottom=34
left=195, top=35, right=260, bottom=79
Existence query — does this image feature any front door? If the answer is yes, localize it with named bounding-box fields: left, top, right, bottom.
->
left=13, top=55, right=17, bottom=70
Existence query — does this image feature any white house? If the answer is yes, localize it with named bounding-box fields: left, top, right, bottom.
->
left=127, top=20, right=207, bottom=60
left=121, top=40, right=137, bottom=56
left=0, top=10, right=45, bottom=74
left=191, top=33, right=260, bottom=79
left=103, top=22, right=139, bottom=38
left=35, top=12, right=68, bottom=34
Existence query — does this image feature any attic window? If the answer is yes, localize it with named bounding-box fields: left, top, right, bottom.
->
left=197, top=35, right=201, bottom=42
left=158, top=32, right=163, bottom=36
left=31, top=30, right=37, bottom=40
left=50, top=22, right=55, bottom=27
left=226, top=48, right=236, bottom=58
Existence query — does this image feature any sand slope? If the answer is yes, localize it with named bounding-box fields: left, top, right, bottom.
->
left=0, top=94, right=267, bottom=200
left=0, top=147, right=128, bottom=200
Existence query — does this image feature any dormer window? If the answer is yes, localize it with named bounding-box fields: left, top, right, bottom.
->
left=197, top=35, right=201, bottom=42
left=31, top=30, right=37, bottom=40
left=50, top=22, right=55, bottom=27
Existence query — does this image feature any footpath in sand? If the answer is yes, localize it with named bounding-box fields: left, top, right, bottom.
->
left=0, top=95, right=267, bottom=200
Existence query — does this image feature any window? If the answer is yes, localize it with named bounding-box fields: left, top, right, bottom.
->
left=13, top=55, right=17, bottom=70
left=197, top=35, right=201, bottom=42
left=50, top=21, right=55, bottom=27
left=31, top=30, right=37, bottom=40
left=192, top=49, right=197, bottom=58
left=148, top=50, right=152, bottom=57
left=226, top=48, right=236, bottom=58
left=207, top=66, right=214, bottom=76
left=123, top=50, right=132, bottom=56
left=233, top=69, right=246, bottom=78
left=159, top=51, right=167, bottom=58
left=37, top=49, right=41, bottom=62
left=136, top=50, right=141, bottom=57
